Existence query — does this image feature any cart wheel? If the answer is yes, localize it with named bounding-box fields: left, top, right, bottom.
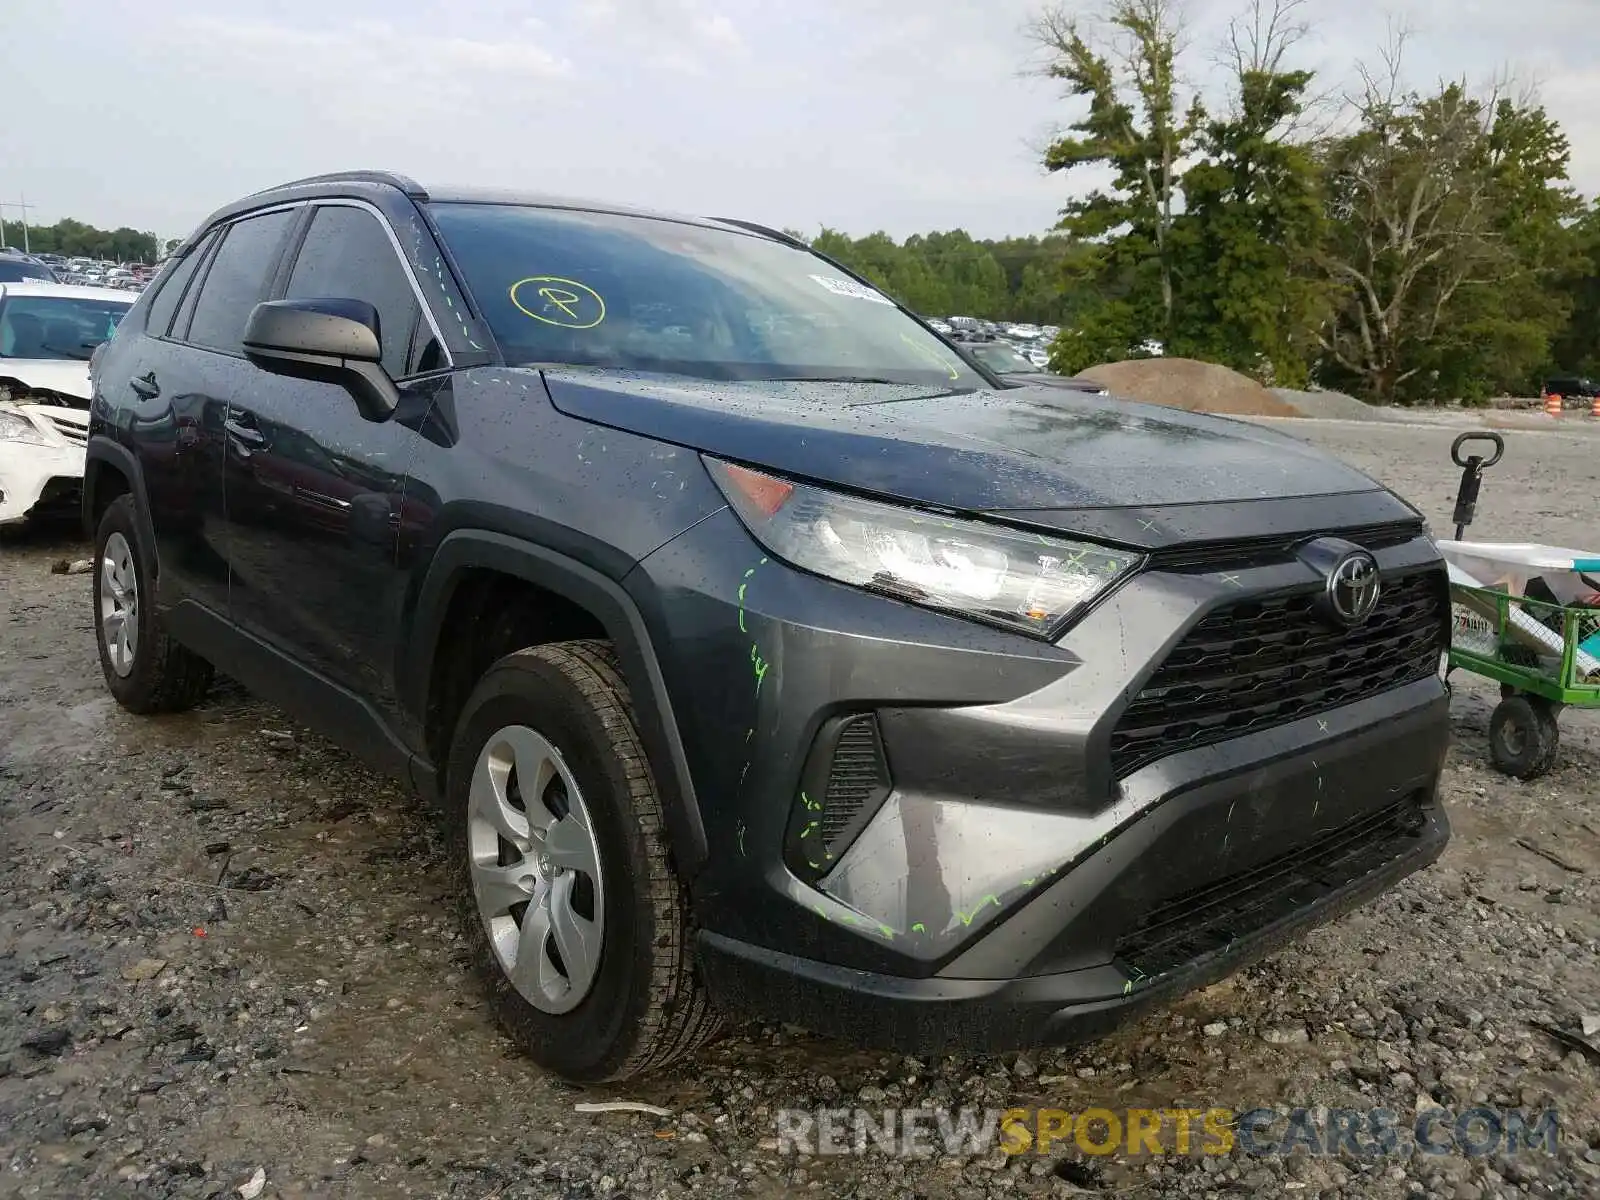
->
left=1488, top=696, right=1560, bottom=780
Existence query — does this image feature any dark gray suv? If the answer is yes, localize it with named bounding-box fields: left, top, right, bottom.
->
left=84, top=171, right=1452, bottom=1081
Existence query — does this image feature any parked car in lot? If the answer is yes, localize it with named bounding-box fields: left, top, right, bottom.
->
left=1542, top=375, right=1599, bottom=400
left=0, top=254, right=61, bottom=284
left=86, top=170, right=1452, bottom=1081
left=0, top=283, right=134, bottom=525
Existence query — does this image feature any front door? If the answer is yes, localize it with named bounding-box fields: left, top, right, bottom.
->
left=221, top=201, right=446, bottom=721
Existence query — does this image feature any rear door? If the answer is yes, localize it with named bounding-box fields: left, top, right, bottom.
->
left=120, top=210, right=298, bottom=616
left=222, top=200, right=447, bottom=717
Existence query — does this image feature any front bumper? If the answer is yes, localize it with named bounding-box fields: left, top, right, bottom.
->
left=632, top=510, right=1451, bottom=1050
left=696, top=692, right=1448, bottom=1053
left=0, top=438, right=84, bottom=525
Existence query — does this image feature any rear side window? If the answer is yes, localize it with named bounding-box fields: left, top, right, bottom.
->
left=142, top=233, right=214, bottom=338
left=283, top=205, right=421, bottom=378
left=185, top=209, right=295, bottom=353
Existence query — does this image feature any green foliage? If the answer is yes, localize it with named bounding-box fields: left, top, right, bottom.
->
left=1172, top=65, right=1328, bottom=386
left=0, top=217, right=161, bottom=262
left=1020, top=0, right=1588, bottom=404
left=1033, top=0, right=1202, bottom=354
left=804, top=226, right=1088, bottom=324
left=1316, top=84, right=1578, bottom=404
left=1552, top=201, right=1600, bottom=376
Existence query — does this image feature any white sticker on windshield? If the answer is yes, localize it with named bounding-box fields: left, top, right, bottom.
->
left=809, top=274, right=894, bottom=305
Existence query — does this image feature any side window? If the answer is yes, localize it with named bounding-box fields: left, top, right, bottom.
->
left=185, top=209, right=295, bottom=353
left=284, top=205, right=423, bottom=378
left=142, top=232, right=214, bottom=338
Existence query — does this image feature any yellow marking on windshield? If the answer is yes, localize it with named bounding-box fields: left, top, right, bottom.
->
left=509, top=275, right=607, bottom=329
left=900, top=333, right=960, bottom=381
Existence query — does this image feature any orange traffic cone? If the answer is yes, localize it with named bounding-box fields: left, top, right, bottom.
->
left=1544, top=392, right=1563, bottom=417
left=1592, top=394, right=1600, bottom=418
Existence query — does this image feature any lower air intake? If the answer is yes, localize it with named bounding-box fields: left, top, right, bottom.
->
left=821, top=715, right=890, bottom=854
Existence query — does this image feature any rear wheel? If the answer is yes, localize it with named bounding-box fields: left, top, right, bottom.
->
left=93, top=495, right=213, bottom=713
left=1488, top=694, right=1560, bottom=780
left=445, top=640, right=722, bottom=1080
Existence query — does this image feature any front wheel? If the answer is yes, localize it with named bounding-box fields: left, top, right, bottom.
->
left=445, top=640, right=722, bottom=1081
left=1488, top=694, right=1560, bottom=780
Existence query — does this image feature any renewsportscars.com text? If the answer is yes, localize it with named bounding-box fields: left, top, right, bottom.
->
left=774, top=1106, right=1561, bottom=1159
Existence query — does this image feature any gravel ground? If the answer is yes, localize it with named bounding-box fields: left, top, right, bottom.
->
left=3, top=420, right=1598, bottom=1200
left=1270, top=388, right=1395, bottom=422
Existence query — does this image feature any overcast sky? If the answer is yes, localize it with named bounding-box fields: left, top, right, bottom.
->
left=4, top=0, right=1597, bottom=243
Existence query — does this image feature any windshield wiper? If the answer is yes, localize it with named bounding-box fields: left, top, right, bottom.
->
left=765, top=376, right=911, bottom=385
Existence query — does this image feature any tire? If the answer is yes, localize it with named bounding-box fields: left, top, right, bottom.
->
left=93, top=494, right=213, bottom=714
left=1488, top=695, right=1561, bottom=780
left=445, top=639, right=722, bottom=1081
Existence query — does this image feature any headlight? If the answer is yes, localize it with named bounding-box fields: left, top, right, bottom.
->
left=705, top=457, right=1141, bottom=639
left=0, top=407, right=52, bottom=446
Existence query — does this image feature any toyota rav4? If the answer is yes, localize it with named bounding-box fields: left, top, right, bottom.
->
left=85, top=171, right=1452, bottom=1081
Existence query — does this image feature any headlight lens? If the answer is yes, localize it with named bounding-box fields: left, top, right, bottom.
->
left=0, top=407, right=52, bottom=446
left=706, top=457, right=1140, bottom=638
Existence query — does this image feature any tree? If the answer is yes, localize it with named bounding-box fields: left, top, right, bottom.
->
left=1029, top=0, right=1204, bottom=367
left=1552, top=200, right=1600, bottom=375
left=1417, top=97, right=1580, bottom=399
left=1315, top=42, right=1526, bottom=403
left=1315, top=51, right=1577, bottom=404
left=1171, top=0, right=1327, bottom=384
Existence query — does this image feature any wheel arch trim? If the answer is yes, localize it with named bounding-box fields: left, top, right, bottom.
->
left=82, top=436, right=155, bottom=564
left=405, top=529, right=708, bottom=875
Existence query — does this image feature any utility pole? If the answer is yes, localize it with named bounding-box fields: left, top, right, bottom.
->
left=12, top=194, right=33, bottom=254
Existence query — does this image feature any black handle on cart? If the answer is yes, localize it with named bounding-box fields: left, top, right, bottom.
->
left=1449, top=431, right=1505, bottom=540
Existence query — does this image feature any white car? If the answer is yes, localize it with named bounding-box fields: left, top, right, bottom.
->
left=0, top=282, right=135, bottom=526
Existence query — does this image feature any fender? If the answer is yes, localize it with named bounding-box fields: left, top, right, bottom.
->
left=82, top=435, right=157, bottom=561
left=405, top=529, right=709, bottom=876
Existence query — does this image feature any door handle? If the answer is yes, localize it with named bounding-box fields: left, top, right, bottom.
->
left=224, top=417, right=267, bottom=448
left=130, top=372, right=160, bottom=399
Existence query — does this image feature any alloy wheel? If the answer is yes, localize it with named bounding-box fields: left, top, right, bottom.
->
left=467, top=725, right=606, bottom=1014
left=99, top=531, right=139, bottom=678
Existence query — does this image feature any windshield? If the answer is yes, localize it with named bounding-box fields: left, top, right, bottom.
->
left=430, top=203, right=987, bottom=389
left=0, top=260, right=58, bottom=283
left=965, top=341, right=1038, bottom=374
left=0, top=294, right=132, bottom=361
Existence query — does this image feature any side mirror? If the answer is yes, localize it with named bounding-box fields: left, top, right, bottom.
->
left=243, top=298, right=398, bottom=419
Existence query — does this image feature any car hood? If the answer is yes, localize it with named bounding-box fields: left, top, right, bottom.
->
left=0, top=358, right=92, bottom=404
left=538, top=369, right=1417, bottom=548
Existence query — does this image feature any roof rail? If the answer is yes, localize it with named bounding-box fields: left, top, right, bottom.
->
left=247, top=170, right=429, bottom=201
left=712, top=218, right=807, bottom=248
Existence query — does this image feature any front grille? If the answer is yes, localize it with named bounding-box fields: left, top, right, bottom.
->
left=1113, top=794, right=1427, bottom=977
left=821, top=716, right=890, bottom=853
left=43, top=414, right=88, bottom=444
left=1110, top=569, right=1446, bottom=777
left=1145, top=522, right=1422, bottom=571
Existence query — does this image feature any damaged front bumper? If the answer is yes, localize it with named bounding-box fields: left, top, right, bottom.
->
left=0, top=403, right=89, bottom=525
left=644, top=508, right=1453, bottom=1053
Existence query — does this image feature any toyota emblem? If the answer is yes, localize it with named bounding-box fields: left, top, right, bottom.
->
left=1326, top=552, right=1381, bottom=626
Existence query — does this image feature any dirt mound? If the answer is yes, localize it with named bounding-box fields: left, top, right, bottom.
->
left=1272, top=386, right=1392, bottom=421
left=1076, top=357, right=1301, bottom=418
